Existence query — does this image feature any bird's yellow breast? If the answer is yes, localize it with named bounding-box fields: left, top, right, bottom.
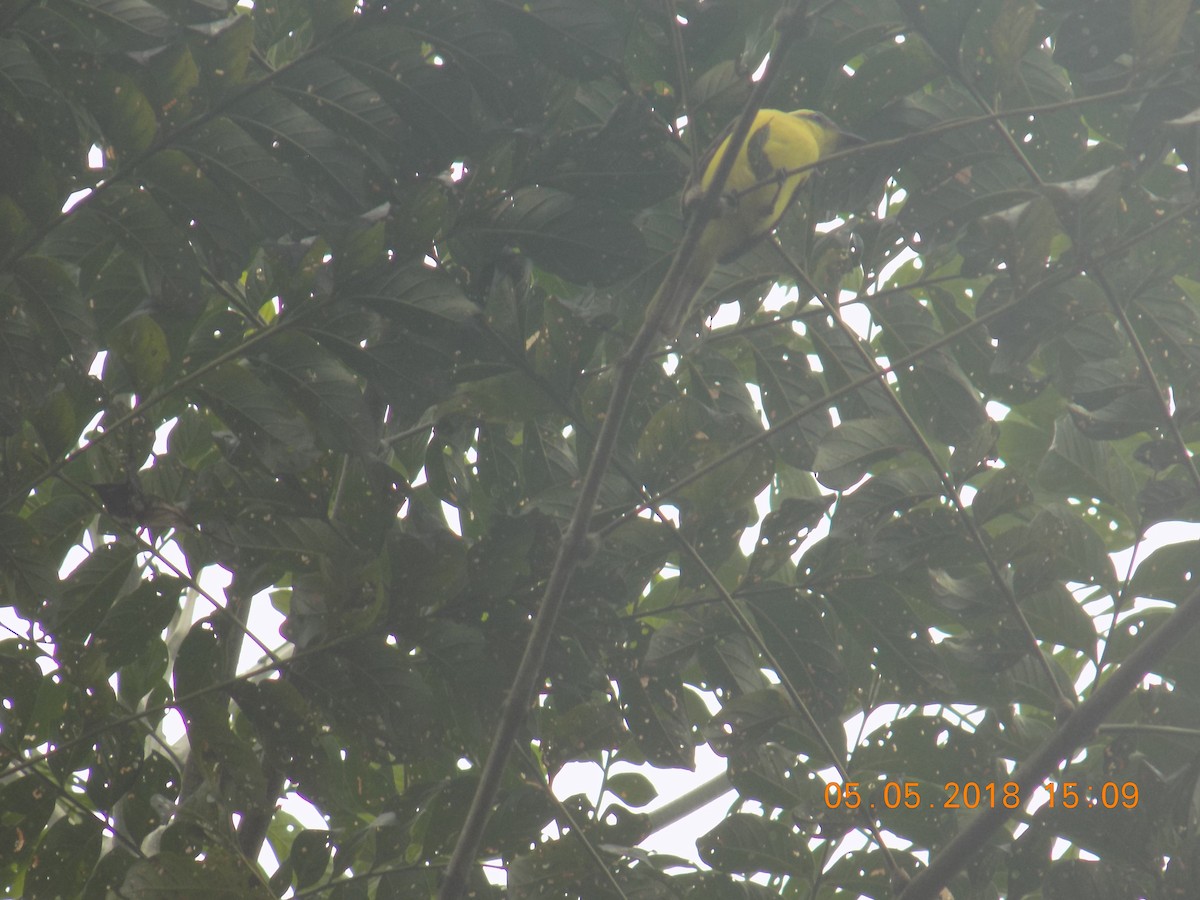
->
left=694, top=109, right=834, bottom=263
left=652, top=108, right=846, bottom=336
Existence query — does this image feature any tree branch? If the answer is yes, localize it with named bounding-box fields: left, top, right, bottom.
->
left=897, top=582, right=1200, bottom=900
left=436, top=5, right=814, bottom=895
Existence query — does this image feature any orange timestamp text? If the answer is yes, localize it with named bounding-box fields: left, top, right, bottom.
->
left=824, top=780, right=1139, bottom=811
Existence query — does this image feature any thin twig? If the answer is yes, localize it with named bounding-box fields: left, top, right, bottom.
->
left=668, top=495, right=909, bottom=883
left=598, top=196, right=1200, bottom=537
left=1, top=18, right=359, bottom=269
left=0, top=315, right=297, bottom=513
left=774, top=239, right=1070, bottom=708
left=514, top=744, right=632, bottom=899
left=1091, top=268, right=1200, bottom=493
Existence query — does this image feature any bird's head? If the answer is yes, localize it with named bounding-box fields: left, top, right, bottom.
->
left=787, top=109, right=864, bottom=156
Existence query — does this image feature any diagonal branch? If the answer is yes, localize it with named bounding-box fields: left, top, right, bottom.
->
left=436, top=5, right=814, bottom=895
left=1090, top=268, right=1200, bottom=494
left=773, top=239, right=1070, bottom=708
left=599, top=196, right=1200, bottom=539
left=897, top=582, right=1200, bottom=900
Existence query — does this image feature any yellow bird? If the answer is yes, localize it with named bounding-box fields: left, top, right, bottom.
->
left=654, top=108, right=853, bottom=336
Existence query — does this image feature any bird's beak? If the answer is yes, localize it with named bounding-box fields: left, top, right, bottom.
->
left=835, top=127, right=867, bottom=148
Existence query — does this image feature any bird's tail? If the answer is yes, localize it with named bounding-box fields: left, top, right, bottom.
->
left=651, top=245, right=717, bottom=339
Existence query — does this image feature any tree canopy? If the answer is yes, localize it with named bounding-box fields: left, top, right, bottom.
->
left=4, top=0, right=1200, bottom=897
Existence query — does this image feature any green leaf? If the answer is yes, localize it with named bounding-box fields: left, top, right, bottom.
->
left=705, top=688, right=794, bottom=755
left=618, top=669, right=695, bottom=771
left=892, top=87, right=1038, bottom=254
left=190, top=12, right=255, bottom=89
left=1131, top=0, right=1191, bottom=68
left=489, top=186, right=646, bottom=285
left=698, top=813, right=811, bottom=878
left=28, top=385, right=80, bottom=460
left=1066, top=387, right=1163, bottom=441
left=1129, top=540, right=1200, bottom=603
left=751, top=331, right=833, bottom=469
left=179, top=117, right=311, bottom=234
left=0, top=37, right=53, bottom=106
left=1042, top=167, right=1125, bottom=248
left=290, top=829, right=332, bottom=889
left=1036, top=414, right=1139, bottom=525
left=813, top=416, right=917, bottom=491
left=825, top=576, right=953, bottom=696
left=137, top=41, right=200, bottom=126
left=198, top=361, right=319, bottom=471
left=830, top=41, right=941, bottom=125
left=93, top=577, right=182, bottom=669
left=1022, top=583, right=1098, bottom=658
left=606, top=772, right=658, bottom=808
left=1053, top=4, right=1130, bottom=74
left=255, top=332, right=376, bottom=452
left=140, top=149, right=256, bottom=274
left=967, top=195, right=1063, bottom=289
left=0, top=774, right=55, bottom=871
left=538, top=94, right=685, bottom=208
left=969, top=0, right=1039, bottom=90
left=873, top=292, right=988, bottom=443
left=91, top=184, right=205, bottom=309
left=746, top=497, right=832, bottom=581
left=743, top=583, right=847, bottom=730
left=87, top=71, right=158, bottom=155
left=63, top=0, right=178, bottom=49
left=278, top=57, right=410, bottom=163
left=541, top=697, right=624, bottom=775
left=43, top=542, right=137, bottom=642
left=121, top=852, right=274, bottom=899
left=11, top=256, right=95, bottom=360
left=173, top=618, right=224, bottom=713
left=726, top=742, right=818, bottom=813
left=807, top=317, right=894, bottom=422
left=221, top=515, right=353, bottom=562
left=345, top=262, right=479, bottom=327
left=229, top=89, right=366, bottom=208
left=437, top=370, right=560, bottom=424
left=110, top=313, right=170, bottom=393
left=483, top=0, right=625, bottom=79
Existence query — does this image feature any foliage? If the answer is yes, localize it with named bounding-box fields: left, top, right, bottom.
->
left=3, top=0, right=1200, bottom=897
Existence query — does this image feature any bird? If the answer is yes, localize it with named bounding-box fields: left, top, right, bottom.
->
left=653, top=108, right=855, bottom=336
